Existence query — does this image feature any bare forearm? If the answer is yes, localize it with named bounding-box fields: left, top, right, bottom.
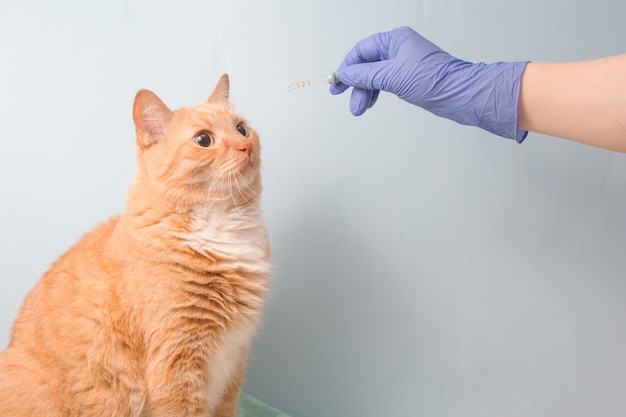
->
left=518, top=55, right=626, bottom=152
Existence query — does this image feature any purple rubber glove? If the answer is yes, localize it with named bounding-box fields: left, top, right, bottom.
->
left=330, top=26, right=529, bottom=142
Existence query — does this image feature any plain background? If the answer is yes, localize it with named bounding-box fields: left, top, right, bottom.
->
left=2, top=1, right=626, bottom=416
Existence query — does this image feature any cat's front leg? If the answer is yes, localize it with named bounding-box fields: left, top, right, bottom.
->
left=212, top=350, right=248, bottom=417
left=144, top=345, right=213, bottom=417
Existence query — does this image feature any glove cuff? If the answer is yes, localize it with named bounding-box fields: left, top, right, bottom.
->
left=473, top=61, right=529, bottom=142
left=423, top=60, right=529, bottom=142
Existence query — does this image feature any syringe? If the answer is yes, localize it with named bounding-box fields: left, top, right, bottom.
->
left=288, top=72, right=339, bottom=91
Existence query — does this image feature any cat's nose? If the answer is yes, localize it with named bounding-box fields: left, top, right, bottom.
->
left=238, top=142, right=252, bottom=156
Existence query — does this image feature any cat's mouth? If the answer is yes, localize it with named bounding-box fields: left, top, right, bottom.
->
left=223, top=156, right=258, bottom=186
left=236, top=153, right=257, bottom=173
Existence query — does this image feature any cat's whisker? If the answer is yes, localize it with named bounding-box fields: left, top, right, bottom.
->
left=206, top=164, right=229, bottom=197
left=227, top=172, right=238, bottom=209
left=233, top=171, right=257, bottom=205
left=228, top=170, right=248, bottom=215
left=231, top=174, right=246, bottom=208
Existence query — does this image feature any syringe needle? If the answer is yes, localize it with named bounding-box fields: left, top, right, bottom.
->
left=288, top=72, right=338, bottom=91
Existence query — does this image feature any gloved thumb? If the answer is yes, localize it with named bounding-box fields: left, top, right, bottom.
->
left=336, top=60, right=394, bottom=92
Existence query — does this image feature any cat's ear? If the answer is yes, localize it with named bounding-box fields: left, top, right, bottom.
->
left=133, top=89, right=173, bottom=147
left=207, top=73, right=229, bottom=104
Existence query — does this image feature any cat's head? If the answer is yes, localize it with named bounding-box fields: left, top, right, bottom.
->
left=131, top=74, right=261, bottom=210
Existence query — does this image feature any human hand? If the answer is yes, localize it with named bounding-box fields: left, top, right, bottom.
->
left=331, top=26, right=528, bottom=141
left=330, top=26, right=460, bottom=115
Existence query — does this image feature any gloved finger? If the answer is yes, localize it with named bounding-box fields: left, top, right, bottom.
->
left=342, top=31, right=393, bottom=67
left=337, top=60, right=393, bottom=92
left=332, top=27, right=401, bottom=94
left=367, top=90, right=380, bottom=109
left=329, top=81, right=350, bottom=95
left=349, top=87, right=377, bottom=116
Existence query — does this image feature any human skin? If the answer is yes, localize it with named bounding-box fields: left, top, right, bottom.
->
left=518, top=55, right=626, bottom=152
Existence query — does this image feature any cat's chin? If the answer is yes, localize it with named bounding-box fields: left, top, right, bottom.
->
left=231, top=169, right=260, bottom=195
left=203, top=170, right=260, bottom=204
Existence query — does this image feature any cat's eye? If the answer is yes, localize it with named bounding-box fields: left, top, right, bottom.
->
left=193, top=131, right=213, bottom=147
left=236, top=124, right=248, bottom=137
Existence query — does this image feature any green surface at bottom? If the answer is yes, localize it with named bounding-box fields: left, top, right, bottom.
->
left=237, top=392, right=291, bottom=417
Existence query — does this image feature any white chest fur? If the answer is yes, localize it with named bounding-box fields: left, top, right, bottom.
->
left=183, top=204, right=271, bottom=275
left=205, top=319, right=257, bottom=412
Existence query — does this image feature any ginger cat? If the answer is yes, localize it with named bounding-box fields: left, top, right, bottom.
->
left=0, top=74, right=271, bottom=417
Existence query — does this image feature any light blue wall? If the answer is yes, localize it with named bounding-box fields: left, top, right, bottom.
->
left=2, top=1, right=626, bottom=416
